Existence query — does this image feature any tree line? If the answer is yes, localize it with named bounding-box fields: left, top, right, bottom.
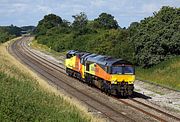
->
left=0, top=25, right=22, bottom=43
left=35, top=6, right=180, bottom=68
left=0, top=25, right=35, bottom=43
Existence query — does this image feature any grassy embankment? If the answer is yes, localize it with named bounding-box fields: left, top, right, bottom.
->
left=0, top=38, right=102, bottom=121
left=136, top=57, right=180, bottom=91
left=31, top=39, right=180, bottom=91
left=30, top=39, right=66, bottom=60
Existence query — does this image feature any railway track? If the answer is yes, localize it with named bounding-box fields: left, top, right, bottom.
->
left=10, top=37, right=135, bottom=122
left=9, top=36, right=180, bottom=122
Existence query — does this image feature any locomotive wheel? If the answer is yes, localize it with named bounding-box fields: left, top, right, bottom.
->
left=88, top=81, right=92, bottom=86
left=107, top=89, right=111, bottom=96
left=66, top=69, right=72, bottom=77
left=101, top=85, right=105, bottom=93
left=86, top=75, right=92, bottom=86
left=87, top=78, right=92, bottom=86
left=100, top=81, right=105, bottom=92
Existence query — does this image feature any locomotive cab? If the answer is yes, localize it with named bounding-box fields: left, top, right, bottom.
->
left=110, top=65, right=135, bottom=84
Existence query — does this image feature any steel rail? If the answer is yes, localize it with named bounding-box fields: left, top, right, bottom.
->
left=130, top=98, right=180, bottom=121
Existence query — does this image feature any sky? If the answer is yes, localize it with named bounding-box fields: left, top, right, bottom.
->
left=0, top=0, right=180, bottom=28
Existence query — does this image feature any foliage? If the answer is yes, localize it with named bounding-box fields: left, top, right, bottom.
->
left=35, top=14, right=63, bottom=36
left=130, top=6, right=180, bottom=67
left=94, top=13, right=119, bottom=29
left=35, top=6, right=180, bottom=68
left=0, top=25, right=22, bottom=43
left=72, top=12, right=88, bottom=29
left=6, top=25, right=22, bottom=36
left=0, top=28, right=12, bottom=43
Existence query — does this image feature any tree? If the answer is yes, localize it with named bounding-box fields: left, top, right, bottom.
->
left=71, top=12, right=91, bottom=35
left=7, top=26, right=22, bottom=36
left=62, top=19, right=71, bottom=27
left=130, top=6, right=180, bottom=67
left=94, top=13, right=119, bottom=29
left=35, top=14, right=63, bottom=35
left=0, top=26, right=20, bottom=43
left=72, top=12, right=88, bottom=29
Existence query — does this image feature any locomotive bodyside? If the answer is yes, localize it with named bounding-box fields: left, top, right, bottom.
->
left=65, top=50, right=135, bottom=96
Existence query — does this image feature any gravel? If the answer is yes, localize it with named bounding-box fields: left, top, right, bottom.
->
left=134, top=80, right=180, bottom=113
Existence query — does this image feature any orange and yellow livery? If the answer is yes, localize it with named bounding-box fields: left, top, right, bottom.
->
left=65, top=50, right=135, bottom=96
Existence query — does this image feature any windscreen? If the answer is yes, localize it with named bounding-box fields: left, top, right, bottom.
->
left=124, top=66, right=134, bottom=74
left=111, top=66, right=134, bottom=74
left=111, top=66, right=123, bottom=74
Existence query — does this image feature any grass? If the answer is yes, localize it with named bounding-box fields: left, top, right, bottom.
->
left=30, top=39, right=66, bottom=60
left=0, top=72, right=89, bottom=122
left=0, top=38, right=103, bottom=122
left=136, top=56, right=180, bottom=91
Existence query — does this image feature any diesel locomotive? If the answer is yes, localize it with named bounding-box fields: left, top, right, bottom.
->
left=65, top=50, right=135, bottom=96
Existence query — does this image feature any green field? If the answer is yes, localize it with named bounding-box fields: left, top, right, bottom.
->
left=136, top=56, right=180, bottom=91
left=0, top=41, right=91, bottom=122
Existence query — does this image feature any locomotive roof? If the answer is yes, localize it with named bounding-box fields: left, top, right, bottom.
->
left=67, top=50, right=79, bottom=55
left=67, top=50, right=132, bottom=66
left=84, top=53, right=132, bottom=66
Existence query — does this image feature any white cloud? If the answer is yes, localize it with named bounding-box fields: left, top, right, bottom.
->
left=90, top=0, right=106, bottom=7
left=12, top=3, right=28, bottom=13
left=37, top=5, right=52, bottom=14
left=142, top=3, right=159, bottom=14
left=0, top=0, right=179, bottom=27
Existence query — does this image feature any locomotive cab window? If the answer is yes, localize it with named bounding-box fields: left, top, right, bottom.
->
left=66, top=54, right=72, bottom=59
left=124, top=66, right=134, bottom=74
left=86, top=63, right=90, bottom=71
left=111, top=66, right=123, bottom=74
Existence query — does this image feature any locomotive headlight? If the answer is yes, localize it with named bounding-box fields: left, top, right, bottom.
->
left=112, top=80, right=117, bottom=84
left=129, top=81, right=133, bottom=84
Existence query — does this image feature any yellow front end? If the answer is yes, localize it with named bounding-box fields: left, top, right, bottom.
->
left=110, top=75, right=135, bottom=84
left=65, top=56, right=76, bottom=69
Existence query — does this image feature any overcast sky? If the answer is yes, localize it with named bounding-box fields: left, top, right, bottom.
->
left=0, top=0, right=179, bottom=27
